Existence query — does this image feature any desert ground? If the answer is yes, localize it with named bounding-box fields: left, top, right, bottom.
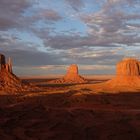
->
left=1, top=0, right=140, bottom=139
left=0, top=75, right=140, bottom=140
left=1, top=56, right=140, bottom=140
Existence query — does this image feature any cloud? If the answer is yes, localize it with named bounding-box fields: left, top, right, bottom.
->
left=0, top=0, right=140, bottom=75
left=36, top=9, right=62, bottom=21
left=35, top=64, right=115, bottom=71
left=41, top=30, right=140, bottom=50
left=29, top=8, right=62, bottom=25
left=65, top=0, right=85, bottom=11
left=79, top=64, right=115, bottom=71
left=0, top=32, right=124, bottom=67
left=107, top=0, right=139, bottom=5
left=0, top=0, right=62, bottom=31
left=79, top=0, right=140, bottom=47
left=14, top=64, right=115, bottom=76
left=0, top=0, right=33, bottom=30
left=0, top=33, right=64, bottom=66
left=32, top=0, right=140, bottom=51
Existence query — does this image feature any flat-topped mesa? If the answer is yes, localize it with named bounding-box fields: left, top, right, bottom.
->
left=91, top=58, right=140, bottom=93
left=116, top=58, right=140, bottom=76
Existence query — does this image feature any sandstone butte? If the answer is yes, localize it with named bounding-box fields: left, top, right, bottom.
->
left=49, top=64, right=87, bottom=84
left=0, top=54, right=31, bottom=94
left=89, top=58, right=140, bottom=93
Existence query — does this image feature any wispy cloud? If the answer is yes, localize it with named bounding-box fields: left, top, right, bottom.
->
left=64, top=0, right=85, bottom=11
left=0, top=0, right=140, bottom=75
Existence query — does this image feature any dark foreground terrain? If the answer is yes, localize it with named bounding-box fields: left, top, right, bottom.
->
left=0, top=77, right=140, bottom=140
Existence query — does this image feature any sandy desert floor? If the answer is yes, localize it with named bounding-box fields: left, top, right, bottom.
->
left=0, top=76, right=140, bottom=140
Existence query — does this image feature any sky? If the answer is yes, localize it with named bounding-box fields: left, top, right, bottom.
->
left=0, top=0, right=140, bottom=76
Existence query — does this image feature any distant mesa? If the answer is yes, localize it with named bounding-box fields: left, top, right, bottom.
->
left=2, top=53, right=140, bottom=94
left=91, top=58, right=140, bottom=93
left=0, top=54, right=32, bottom=94
left=49, top=64, right=87, bottom=84
left=64, top=64, right=87, bottom=83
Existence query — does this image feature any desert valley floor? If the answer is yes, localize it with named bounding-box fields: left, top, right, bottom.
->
left=0, top=75, right=140, bottom=140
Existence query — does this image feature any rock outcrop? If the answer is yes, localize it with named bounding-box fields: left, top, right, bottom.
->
left=116, top=58, right=140, bottom=76
left=0, top=54, right=6, bottom=70
left=90, top=58, right=140, bottom=93
left=0, top=54, right=31, bottom=94
left=49, top=64, right=87, bottom=84
left=5, top=57, right=13, bottom=73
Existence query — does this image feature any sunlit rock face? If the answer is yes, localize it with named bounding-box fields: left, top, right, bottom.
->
left=49, top=64, right=87, bottom=84
left=111, top=58, right=140, bottom=87
left=91, top=58, right=140, bottom=93
left=66, top=64, right=78, bottom=76
left=0, top=70, right=23, bottom=93
left=63, top=64, right=86, bottom=83
left=108, top=58, right=140, bottom=90
left=0, top=54, right=31, bottom=94
left=5, top=57, right=13, bottom=73
left=116, top=58, right=140, bottom=76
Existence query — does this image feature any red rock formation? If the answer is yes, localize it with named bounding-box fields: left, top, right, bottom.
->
left=0, top=54, right=32, bottom=94
left=91, top=58, right=140, bottom=93
left=49, top=64, right=87, bottom=84
left=66, top=64, right=78, bottom=76
left=0, top=70, right=25, bottom=93
left=63, top=64, right=86, bottom=83
left=5, top=57, right=13, bottom=73
left=116, top=58, right=140, bottom=76
left=0, top=54, right=6, bottom=70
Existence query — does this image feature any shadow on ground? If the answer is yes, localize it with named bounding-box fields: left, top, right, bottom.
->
left=0, top=92, right=140, bottom=140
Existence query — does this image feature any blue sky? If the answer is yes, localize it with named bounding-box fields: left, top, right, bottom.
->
left=0, top=0, right=140, bottom=76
